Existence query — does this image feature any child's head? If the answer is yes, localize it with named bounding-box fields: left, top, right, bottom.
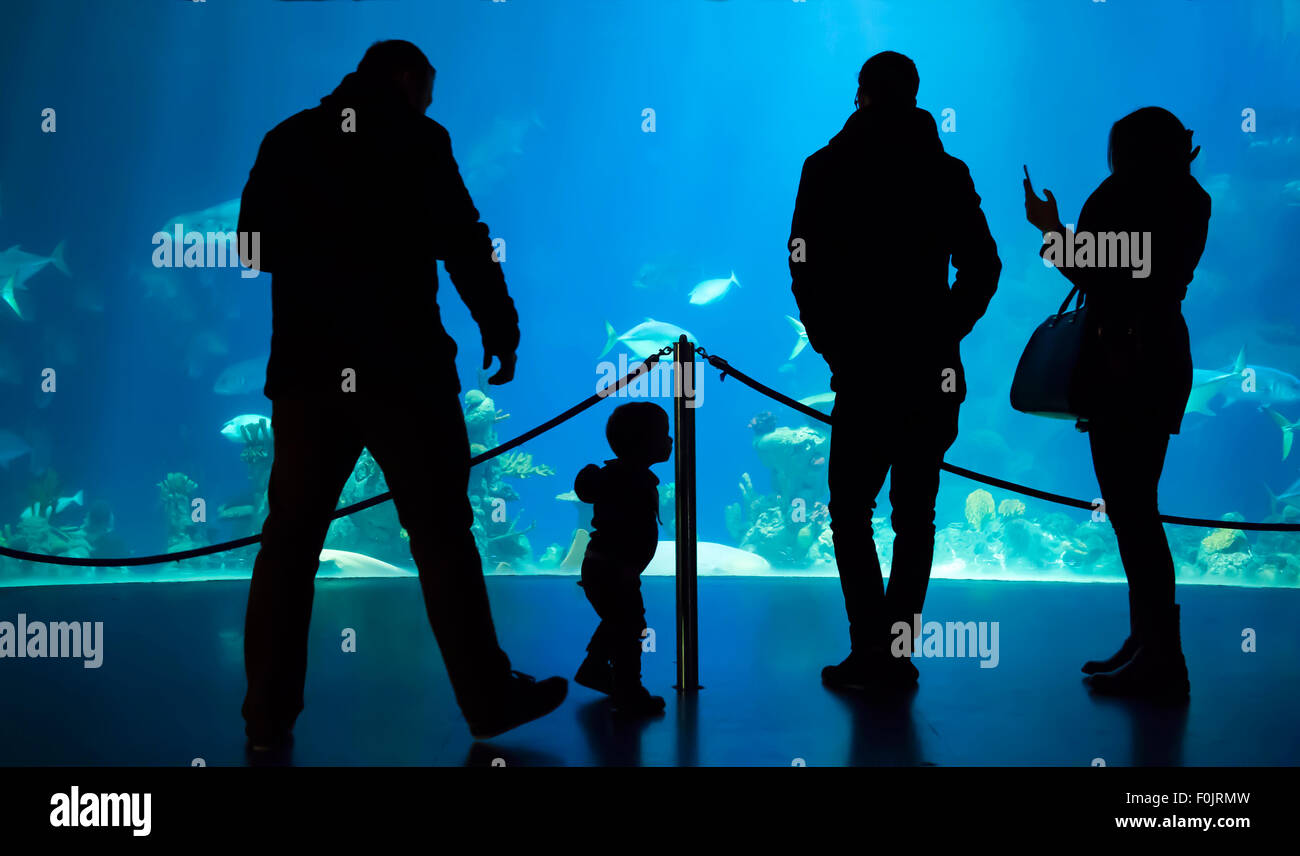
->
left=606, top=402, right=672, bottom=465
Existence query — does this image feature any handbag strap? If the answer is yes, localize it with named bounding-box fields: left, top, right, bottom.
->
left=1057, top=284, right=1084, bottom=316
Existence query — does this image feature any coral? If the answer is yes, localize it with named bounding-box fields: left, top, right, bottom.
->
left=497, top=451, right=555, bottom=479
left=26, top=468, right=62, bottom=517
left=748, top=410, right=777, bottom=437
left=965, top=489, right=996, bottom=532
left=752, top=424, right=829, bottom=502
left=462, top=384, right=552, bottom=569
left=997, top=498, right=1026, bottom=519
left=158, top=472, right=207, bottom=552
left=464, top=388, right=510, bottom=448
left=538, top=543, right=562, bottom=569
left=724, top=469, right=830, bottom=568
left=659, top=481, right=675, bottom=538
left=1201, top=525, right=1247, bottom=555
left=325, top=450, right=403, bottom=562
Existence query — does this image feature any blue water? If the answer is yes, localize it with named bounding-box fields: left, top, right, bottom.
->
left=1, top=0, right=1298, bottom=587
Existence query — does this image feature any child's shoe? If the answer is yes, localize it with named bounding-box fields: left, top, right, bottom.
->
left=611, top=684, right=666, bottom=717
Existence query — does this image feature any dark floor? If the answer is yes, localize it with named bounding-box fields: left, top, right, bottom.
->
left=0, top=576, right=1296, bottom=766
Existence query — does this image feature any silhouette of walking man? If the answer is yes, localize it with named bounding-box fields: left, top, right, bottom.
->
left=237, top=40, right=566, bottom=756
left=788, top=52, right=1001, bottom=689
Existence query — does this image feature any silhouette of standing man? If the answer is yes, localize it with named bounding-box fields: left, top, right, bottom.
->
left=237, top=41, right=565, bottom=756
left=788, top=52, right=1000, bottom=689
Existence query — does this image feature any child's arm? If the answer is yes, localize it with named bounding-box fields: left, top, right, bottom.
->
left=574, top=463, right=602, bottom=503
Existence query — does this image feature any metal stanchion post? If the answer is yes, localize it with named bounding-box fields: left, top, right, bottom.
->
left=673, top=335, right=700, bottom=690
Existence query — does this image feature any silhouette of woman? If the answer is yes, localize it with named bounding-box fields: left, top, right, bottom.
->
left=1024, top=107, right=1210, bottom=699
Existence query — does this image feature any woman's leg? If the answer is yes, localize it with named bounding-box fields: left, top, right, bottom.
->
left=1086, top=424, right=1188, bottom=698
left=1089, top=426, right=1176, bottom=632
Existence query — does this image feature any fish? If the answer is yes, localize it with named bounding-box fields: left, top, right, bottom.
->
left=1186, top=347, right=1300, bottom=415
left=20, top=492, right=82, bottom=517
left=798, top=392, right=836, bottom=411
left=632, top=258, right=684, bottom=291
left=786, top=315, right=809, bottom=359
left=0, top=429, right=31, bottom=468
left=0, top=241, right=70, bottom=292
left=644, top=540, right=773, bottom=575
left=160, top=198, right=241, bottom=236
left=213, top=355, right=268, bottom=395
left=1266, top=476, right=1300, bottom=515
left=599, top=317, right=698, bottom=360
left=461, top=113, right=544, bottom=196
left=184, top=331, right=230, bottom=379
left=55, top=490, right=84, bottom=515
left=1285, top=180, right=1300, bottom=206
left=687, top=271, right=740, bottom=305
left=220, top=414, right=272, bottom=444
left=318, top=548, right=415, bottom=578
left=1262, top=406, right=1299, bottom=460
left=2, top=273, right=20, bottom=320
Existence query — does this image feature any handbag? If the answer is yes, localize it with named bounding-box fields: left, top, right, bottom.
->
left=1010, top=284, right=1094, bottom=420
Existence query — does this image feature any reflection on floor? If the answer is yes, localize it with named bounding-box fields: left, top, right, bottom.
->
left=0, top=577, right=1296, bottom=766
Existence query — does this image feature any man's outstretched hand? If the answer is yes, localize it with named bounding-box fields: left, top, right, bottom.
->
left=483, top=349, right=517, bottom=385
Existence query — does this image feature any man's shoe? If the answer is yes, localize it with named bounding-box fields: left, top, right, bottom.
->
left=574, top=656, right=615, bottom=695
left=822, top=650, right=918, bottom=691
left=467, top=671, right=568, bottom=740
left=245, top=731, right=294, bottom=766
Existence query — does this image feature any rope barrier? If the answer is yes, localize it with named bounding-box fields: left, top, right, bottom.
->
left=2, top=341, right=1296, bottom=570
left=0, top=349, right=672, bottom=567
left=698, top=351, right=1300, bottom=532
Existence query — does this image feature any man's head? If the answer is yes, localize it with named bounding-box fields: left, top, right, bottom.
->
left=357, top=39, right=435, bottom=113
left=855, top=51, right=919, bottom=110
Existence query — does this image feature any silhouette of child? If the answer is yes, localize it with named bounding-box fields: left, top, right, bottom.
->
left=573, top=401, right=673, bottom=715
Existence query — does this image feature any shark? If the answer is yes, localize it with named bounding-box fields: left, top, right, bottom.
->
left=786, top=315, right=809, bottom=359
left=0, top=242, right=70, bottom=318
left=214, top=355, right=268, bottom=396
left=1266, top=476, right=1300, bottom=516
left=2, top=274, right=20, bottom=320
left=1186, top=347, right=1300, bottom=416
left=644, top=540, right=772, bottom=575
left=0, top=241, right=70, bottom=288
left=0, top=429, right=32, bottom=468
left=160, top=198, right=241, bottom=236
left=1262, top=405, right=1300, bottom=460
left=318, top=549, right=415, bottom=578
left=461, top=113, right=544, bottom=197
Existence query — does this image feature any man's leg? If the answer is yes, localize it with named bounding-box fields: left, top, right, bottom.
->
left=883, top=402, right=959, bottom=645
left=826, top=386, right=892, bottom=653
left=362, top=393, right=513, bottom=720
left=243, top=395, right=362, bottom=742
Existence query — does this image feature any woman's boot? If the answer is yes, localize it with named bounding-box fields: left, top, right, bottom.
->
left=1086, top=603, right=1189, bottom=701
left=1081, top=591, right=1140, bottom=674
